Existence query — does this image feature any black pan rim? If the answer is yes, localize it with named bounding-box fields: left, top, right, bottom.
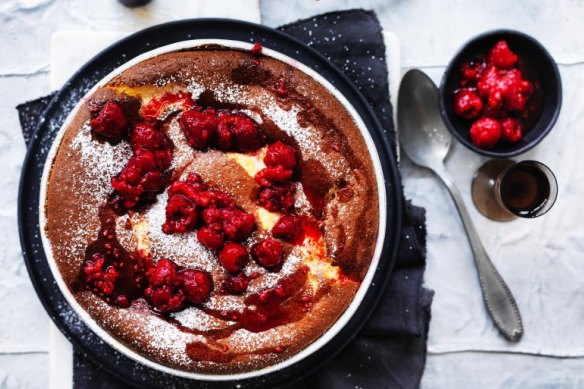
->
left=18, top=18, right=402, bottom=388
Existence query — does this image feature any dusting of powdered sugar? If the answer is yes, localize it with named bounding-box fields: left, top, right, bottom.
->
left=229, top=326, right=296, bottom=352
left=246, top=252, right=303, bottom=293
left=166, top=116, right=195, bottom=172
left=171, top=307, right=227, bottom=331
left=239, top=109, right=263, bottom=124
left=54, top=122, right=132, bottom=262
left=142, top=317, right=199, bottom=365
left=186, top=80, right=205, bottom=100
left=203, top=294, right=246, bottom=312
left=154, top=75, right=177, bottom=87
left=294, top=183, right=312, bottom=216
left=69, top=121, right=132, bottom=199
left=207, top=81, right=247, bottom=106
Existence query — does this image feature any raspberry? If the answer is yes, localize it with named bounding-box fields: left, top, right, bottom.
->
left=111, top=150, right=164, bottom=209
left=179, top=109, right=218, bottom=150
left=147, top=259, right=178, bottom=287
left=222, top=272, right=249, bottom=294
left=143, top=259, right=214, bottom=311
left=82, top=253, right=121, bottom=297
left=272, top=215, right=303, bottom=244
left=251, top=41, right=263, bottom=55
left=460, top=61, right=486, bottom=82
left=167, top=176, right=235, bottom=209
left=488, top=40, right=518, bottom=68
left=477, top=66, right=505, bottom=110
left=145, top=259, right=185, bottom=312
left=257, top=187, right=281, bottom=212
left=83, top=253, right=106, bottom=278
left=217, top=113, right=264, bottom=152
left=500, top=118, right=523, bottom=143
left=189, top=190, right=223, bottom=209
left=110, top=121, right=173, bottom=211
left=215, top=123, right=233, bottom=150
left=178, top=269, right=213, bottom=304
left=145, top=284, right=185, bottom=312
left=272, top=81, right=288, bottom=97
left=207, top=189, right=236, bottom=209
left=115, top=295, right=130, bottom=308
left=162, top=195, right=198, bottom=234
left=168, top=181, right=202, bottom=203
left=201, top=207, right=222, bottom=224
left=500, top=68, right=533, bottom=111
left=478, top=66, right=532, bottom=112
left=255, top=166, right=294, bottom=187
left=282, top=185, right=297, bottom=205
left=252, top=237, right=283, bottom=269
left=130, top=122, right=163, bottom=150
left=470, top=117, right=502, bottom=149
left=130, top=122, right=173, bottom=169
left=186, top=172, right=204, bottom=186
left=220, top=208, right=255, bottom=241
left=264, top=141, right=296, bottom=169
left=454, top=90, right=483, bottom=120
left=257, top=183, right=296, bottom=212
left=218, top=242, right=249, bottom=273
left=197, top=224, right=225, bottom=251
left=257, top=289, right=277, bottom=304
left=89, top=101, right=128, bottom=138
left=98, top=267, right=119, bottom=296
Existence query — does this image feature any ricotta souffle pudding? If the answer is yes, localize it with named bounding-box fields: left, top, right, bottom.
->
left=41, top=41, right=382, bottom=376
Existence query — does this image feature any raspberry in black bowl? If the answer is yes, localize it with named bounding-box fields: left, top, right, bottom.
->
left=439, top=30, right=562, bottom=157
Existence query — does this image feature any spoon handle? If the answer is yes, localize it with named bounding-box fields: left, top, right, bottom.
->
left=434, top=165, right=523, bottom=342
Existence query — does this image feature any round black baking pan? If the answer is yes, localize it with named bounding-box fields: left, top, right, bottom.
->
left=18, top=18, right=402, bottom=388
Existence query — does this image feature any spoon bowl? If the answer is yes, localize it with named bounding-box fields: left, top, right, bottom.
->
left=398, top=69, right=451, bottom=168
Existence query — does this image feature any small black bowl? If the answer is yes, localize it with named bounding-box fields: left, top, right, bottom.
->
left=439, top=29, right=562, bottom=158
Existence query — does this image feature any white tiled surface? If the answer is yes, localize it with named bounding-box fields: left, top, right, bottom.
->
left=2, top=0, right=584, bottom=387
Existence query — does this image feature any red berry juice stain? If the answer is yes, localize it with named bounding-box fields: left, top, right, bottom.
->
left=78, top=206, right=151, bottom=306
left=140, top=91, right=195, bottom=120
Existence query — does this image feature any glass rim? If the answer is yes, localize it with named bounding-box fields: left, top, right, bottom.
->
left=495, top=159, right=558, bottom=218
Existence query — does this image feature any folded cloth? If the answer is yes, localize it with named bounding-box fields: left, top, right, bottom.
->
left=17, top=9, right=432, bottom=389
left=17, top=93, right=56, bottom=146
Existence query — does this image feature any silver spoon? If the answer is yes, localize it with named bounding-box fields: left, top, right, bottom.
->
left=397, top=69, right=523, bottom=342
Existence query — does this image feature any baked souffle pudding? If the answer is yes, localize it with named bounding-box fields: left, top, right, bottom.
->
left=41, top=42, right=380, bottom=375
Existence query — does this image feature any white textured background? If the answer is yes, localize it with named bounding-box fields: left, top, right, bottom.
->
left=2, top=0, right=584, bottom=387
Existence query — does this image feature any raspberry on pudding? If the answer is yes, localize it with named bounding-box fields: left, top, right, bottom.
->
left=252, top=237, right=284, bottom=269
left=42, top=45, right=379, bottom=375
left=90, top=101, right=128, bottom=138
left=218, top=242, right=249, bottom=273
left=179, top=109, right=218, bottom=150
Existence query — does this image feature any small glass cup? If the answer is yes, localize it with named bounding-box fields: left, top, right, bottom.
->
left=472, top=159, right=558, bottom=221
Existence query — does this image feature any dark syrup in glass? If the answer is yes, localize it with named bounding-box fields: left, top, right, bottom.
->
left=500, top=163, right=550, bottom=217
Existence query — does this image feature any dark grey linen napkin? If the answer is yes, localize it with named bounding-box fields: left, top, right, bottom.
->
left=17, top=9, right=432, bottom=389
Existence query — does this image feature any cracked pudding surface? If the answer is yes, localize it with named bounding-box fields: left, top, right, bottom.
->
left=42, top=44, right=380, bottom=375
